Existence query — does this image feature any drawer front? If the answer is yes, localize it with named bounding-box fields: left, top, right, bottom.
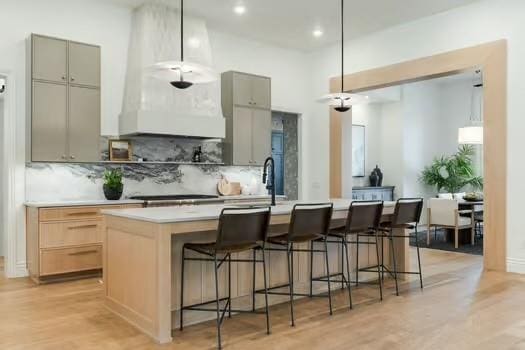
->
left=39, top=204, right=143, bottom=222
left=40, top=221, right=102, bottom=248
left=40, top=245, right=102, bottom=276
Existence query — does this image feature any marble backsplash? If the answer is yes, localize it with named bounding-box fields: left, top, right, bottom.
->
left=26, top=135, right=266, bottom=202
left=26, top=162, right=265, bottom=202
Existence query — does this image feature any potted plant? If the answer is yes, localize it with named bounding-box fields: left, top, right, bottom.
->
left=420, top=145, right=483, bottom=194
left=103, top=169, right=124, bottom=200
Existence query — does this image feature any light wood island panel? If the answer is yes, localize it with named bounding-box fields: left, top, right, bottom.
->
left=102, top=200, right=410, bottom=344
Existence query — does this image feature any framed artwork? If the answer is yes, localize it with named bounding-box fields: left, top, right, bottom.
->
left=352, top=125, right=365, bottom=177
left=109, top=140, right=132, bottom=161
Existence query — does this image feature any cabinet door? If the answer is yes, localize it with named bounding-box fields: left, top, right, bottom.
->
left=32, top=35, right=67, bottom=83
left=232, top=107, right=253, bottom=165
left=232, top=73, right=253, bottom=107
left=68, top=42, right=101, bottom=87
left=32, top=81, right=68, bottom=161
left=68, top=86, right=101, bottom=162
left=251, top=109, right=271, bottom=165
left=251, top=76, right=271, bottom=109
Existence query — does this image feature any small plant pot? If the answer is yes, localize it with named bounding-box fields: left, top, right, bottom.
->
left=103, top=184, right=123, bottom=200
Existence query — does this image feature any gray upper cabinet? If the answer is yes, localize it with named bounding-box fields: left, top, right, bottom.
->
left=32, top=35, right=68, bottom=83
left=31, top=81, right=68, bottom=161
left=222, top=71, right=272, bottom=166
left=68, top=42, right=100, bottom=87
left=231, top=72, right=271, bottom=109
left=28, top=34, right=101, bottom=162
left=68, top=86, right=101, bottom=162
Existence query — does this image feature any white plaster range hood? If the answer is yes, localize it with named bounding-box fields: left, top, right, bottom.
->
left=120, top=1, right=225, bottom=138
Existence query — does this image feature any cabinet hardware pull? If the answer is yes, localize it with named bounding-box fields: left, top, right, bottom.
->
left=71, top=77, right=75, bottom=82
left=61, top=76, right=66, bottom=80
left=68, top=250, right=98, bottom=256
left=70, top=155, right=75, bottom=160
left=68, top=224, right=97, bottom=230
left=67, top=211, right=98, bottom=216
left=61, top=155, right=67, bottom=159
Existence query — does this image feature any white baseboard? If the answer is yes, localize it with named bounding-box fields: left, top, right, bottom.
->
left=506, top=258, right=525, bottom=274
left=14, top=261, right=28, bottom=278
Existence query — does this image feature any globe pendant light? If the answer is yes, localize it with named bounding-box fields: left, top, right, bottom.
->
left=147, top=0, right=216, bottom=89
left=458, top=71, right=484, bottom=144
left=319, top=0, right=360, bottom=112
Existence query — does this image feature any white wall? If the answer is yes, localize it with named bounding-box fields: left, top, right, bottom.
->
left=307, top=0, right=525, bottom=270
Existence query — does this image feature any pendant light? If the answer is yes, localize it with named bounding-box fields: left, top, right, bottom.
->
left=319, top=0, right=361, bottom=112
left=458, top=70, right=483, bottom=144
left=147, top=0, right=216, bottom=89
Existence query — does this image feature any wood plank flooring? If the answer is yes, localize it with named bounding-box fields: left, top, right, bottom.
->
left=2, top=250, right=525, bottom=349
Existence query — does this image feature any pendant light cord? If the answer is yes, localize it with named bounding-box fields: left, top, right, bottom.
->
left=180, top=0, right=184, bottom=62
left=340, top=0, right=344, bottom=93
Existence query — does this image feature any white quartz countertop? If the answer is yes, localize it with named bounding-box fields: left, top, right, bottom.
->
left=23, top=195, right=286, bottom=208
left=24, top=199, right=145, bottom=208
left=102, top=199, right=396, bottom=224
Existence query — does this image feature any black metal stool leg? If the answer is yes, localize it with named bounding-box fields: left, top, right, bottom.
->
left=356, top=234, right=360, bottom=286
left=180, top=246, right=185, bottom=330
left=287, top=243, right=295, bottom=326
left=340, top=238, right=344, bottom=289
left=309, top=240, right=313, bottom=297
left=375, top=233, right=383, bottom=301
left=342, top=236, right=353, bottom=309
left=389, top=231, right=400, bottom=296
left=252, top=249, right=256, bottom=312
left=228, top=253, right=232, bottom=318
left=310, top=241, right=314, bottom=298
left=261, top=248, right=271, bottom=335
left=381, top=235, right=385, bottom=281
left=414, top=225, right=423, bottom=289
left=324, top=236, right=333, bottom=315
left=214, top=254, right=222, bottom=349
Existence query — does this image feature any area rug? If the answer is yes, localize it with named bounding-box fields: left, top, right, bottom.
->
left=410, top=229, right=483, bottom=256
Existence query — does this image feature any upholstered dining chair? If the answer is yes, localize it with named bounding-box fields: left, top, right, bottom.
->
left=427, top=198, right=475, bottom=249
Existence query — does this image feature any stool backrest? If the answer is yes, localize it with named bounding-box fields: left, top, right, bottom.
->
left=216, top=207, right=271, bottom=250
left=392, top=198, right=423, bottom=226
left=346, top=201, right=384, bottom=233
left=288, top=203, right=333, bottom=241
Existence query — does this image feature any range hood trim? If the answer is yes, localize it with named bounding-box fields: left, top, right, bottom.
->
left=119, top=110, right=225, bottom=139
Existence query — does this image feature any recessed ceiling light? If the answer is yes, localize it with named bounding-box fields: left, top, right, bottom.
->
left=233, top=5, right=246, bottom=15
left=312, top=29, right=323, bottom=38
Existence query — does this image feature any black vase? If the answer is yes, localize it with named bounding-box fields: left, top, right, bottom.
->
left=369, top=172, right=379, bottom=187
left=374, top=165, right=383, bottom=187
left=103, top=184, right=123, bottom=200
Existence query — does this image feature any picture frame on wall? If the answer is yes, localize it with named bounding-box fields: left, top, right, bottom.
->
left=352, top=125, right=365, bottom=177
left=109, top=140, right=132, bottom=161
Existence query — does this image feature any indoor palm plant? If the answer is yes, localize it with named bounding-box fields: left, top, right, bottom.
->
left=103, top=169, right=124, bottom=200
left=420, top=145, right=483, bottom=194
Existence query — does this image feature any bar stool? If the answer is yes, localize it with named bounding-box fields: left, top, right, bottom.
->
left=314, top=201, right=384, bottom=305
left=180, top=207, right=271, bottom=350
left=363, top=198, right=424, bottom=296
left=258, top=203, right=333, bottom=327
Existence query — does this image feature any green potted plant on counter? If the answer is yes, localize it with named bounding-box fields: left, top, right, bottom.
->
left=421, top=145, right=483, bottom=194
left=103, top=169, right=124, bottom=200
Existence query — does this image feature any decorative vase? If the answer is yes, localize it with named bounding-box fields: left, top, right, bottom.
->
left=374, top=165, right=383, bottom=186
left=369, top=171, right=379, bottom=187
left=103, top=184, right=123, bottom=200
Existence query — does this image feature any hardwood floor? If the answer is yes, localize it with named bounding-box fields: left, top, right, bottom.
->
left=1, top=249, right=525, bottom=349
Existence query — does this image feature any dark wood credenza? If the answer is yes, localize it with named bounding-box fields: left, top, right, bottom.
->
left=352, top=186, right=395, bottom=201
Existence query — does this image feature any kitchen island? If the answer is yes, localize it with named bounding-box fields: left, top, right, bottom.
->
left=102, top=199, right=409, bottom=344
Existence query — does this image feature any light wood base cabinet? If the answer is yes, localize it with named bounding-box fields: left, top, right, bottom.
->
left=26, top=203, right=142, bottom=283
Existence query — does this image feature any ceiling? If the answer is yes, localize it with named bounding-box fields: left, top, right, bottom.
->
left=106, top=0, right=482, bottom=51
